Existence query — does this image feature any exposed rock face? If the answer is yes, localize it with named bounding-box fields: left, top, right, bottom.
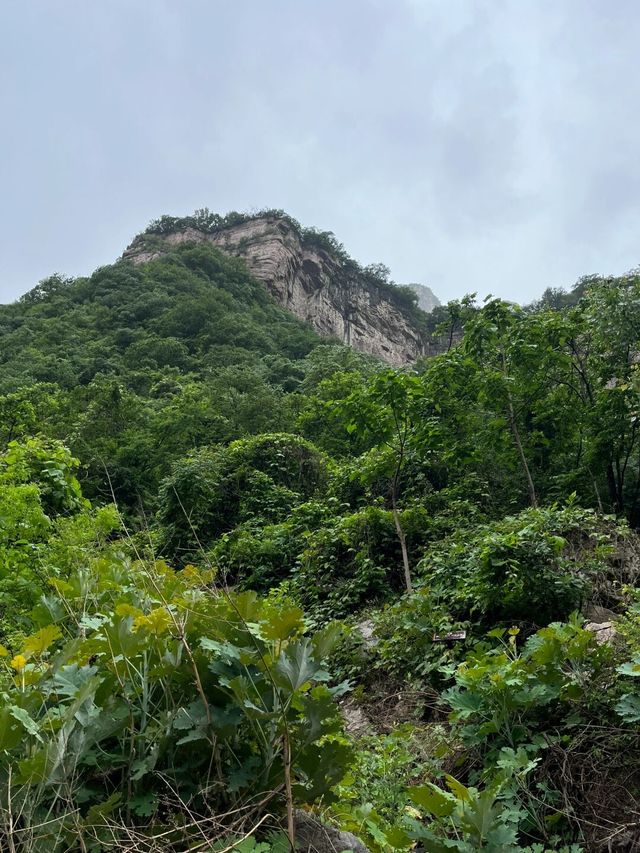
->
left=407, top=282, right=440, bottom=313
left=294, top=810, right=370, bottom=853
left=123, top=216, right=442, bottom=365
left=585, top=620, right=617, bottom=645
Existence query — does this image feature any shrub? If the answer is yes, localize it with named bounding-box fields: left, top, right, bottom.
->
left=418, top=505, right=613, bottom=627
left=441, top=618, right=609, bottom=760
left=157, top=434, right=328, bottom=559
left=290, top=505, right=433, bottom=623
left=372, top=588, right=472, bottom=685
left=0, top=437, right=86, bottom=515
left=0, top=557, right=350, bottom=850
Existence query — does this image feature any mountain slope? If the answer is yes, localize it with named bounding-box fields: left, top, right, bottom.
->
left=124, top=210, right=442, bottom=364
left=0, top=211, right=443, bottom=506
left=408, top=281, right=440, bottom=313
left=0, top=241, right=321, bottom=391
left=0, top=241, right=332, bottom=505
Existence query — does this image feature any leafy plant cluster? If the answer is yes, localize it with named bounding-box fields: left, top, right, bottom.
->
left=0, top=543, right=350, bottom=850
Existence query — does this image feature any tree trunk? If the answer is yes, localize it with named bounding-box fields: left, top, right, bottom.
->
left=283, top=729, right=295, bottom=849
left=391, top=482, right=412, bottom=593
left=506, top=394, right=538, bottom=508
left=606, top=461, right=622, bottom=513
left=499, top=346, right=537, bottom=508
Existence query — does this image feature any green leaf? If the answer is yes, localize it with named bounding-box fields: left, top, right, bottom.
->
left=312, top=621, right=344, bottom=659
left=617, top=660, right=640, bottom=677
left=616, top=693, right=640, bottom=722
left=383, top=824, right=412, bottom=849
left=78, top=614, right=108, bottom=631
left=259, top=603, right=305, bottom=641
left=23, top=624, right=62, bottom=656
left=0, top=706, right=32, bottom=750
left=85, top=792, right=122, bottom=826
left=17, top=748, right=55, bottom=784
left=8, top=706, right=42, bottom=741
left=231, top=590, right=261, bottom=622
left=128, top=792, right=157, bottom=818
left=409, top=783, right=456, bottom=817
left=442, top=688, right=484, bottom=718
left=274, top=639, right=322, bottom=691
left=233, top=839, right=271, bottom=853
left=445, top=774, right=472, bottom=803
left=296, top=685, right=341, bottom=743
left=200, top=638, right=242, bottom=660
left=227, top=755, right=261, bottom=792
left=50, top=664, right=100, bottom=698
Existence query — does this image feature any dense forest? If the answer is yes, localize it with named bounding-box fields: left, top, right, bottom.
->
left=1, top=223, right=640, bottom=851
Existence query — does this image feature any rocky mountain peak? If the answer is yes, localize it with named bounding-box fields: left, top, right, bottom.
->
left=407, top=282, right=440, bottom=313
left=123, top=212, right=442, bottom=365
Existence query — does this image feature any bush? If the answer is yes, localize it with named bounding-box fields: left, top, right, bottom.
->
left=0, top=440, right=117, bottom=639
left=157, top=434, right=328, bottom=559
left=0, top=557, right=350, bottom=850
left=290, top=505, right=434, bottom=623
left=418, top=505, right=613, bottom=627
left=0, top=437, right=87, bottom=515
left=372, top=589, right=472, bottom=685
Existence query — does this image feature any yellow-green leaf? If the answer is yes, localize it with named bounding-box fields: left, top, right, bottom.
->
left=445, top=774, right=471, bottom=803
left=23, top=625, right=62, bottom=657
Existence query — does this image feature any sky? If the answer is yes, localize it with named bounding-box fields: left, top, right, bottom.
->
left=1, top=1, right=639, bottom=305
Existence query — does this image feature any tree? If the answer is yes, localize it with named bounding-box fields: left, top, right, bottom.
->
left=566, top=273, right=640, bottom=519
left=340, top=370, right=423, bottom=592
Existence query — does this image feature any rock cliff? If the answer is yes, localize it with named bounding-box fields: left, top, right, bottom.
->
left=123, top=214, right=442, bottom=365
left=408, top=282, right=440, bottom=313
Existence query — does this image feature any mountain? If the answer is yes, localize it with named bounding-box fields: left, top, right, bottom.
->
left=0, top=210, right=447, bottom=507
left=123, top=210, right=442, bottom=365
left=2, top=211, right=640, bottom=851
left=0, top=239, right=327, bottom=505
left=407, top=282, right=440, bottom=313
left=0, top=241, right=320, bottom=394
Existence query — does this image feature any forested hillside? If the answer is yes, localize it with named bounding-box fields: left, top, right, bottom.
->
left=0, top=241, right=324, bottom=507
left=1, top=223, right=639, bottom=852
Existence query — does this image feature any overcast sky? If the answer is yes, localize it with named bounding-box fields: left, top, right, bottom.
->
left=1, top=1, right=639, bottom=305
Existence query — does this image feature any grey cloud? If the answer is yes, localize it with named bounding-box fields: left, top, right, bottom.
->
left=0, top=0, right=639, bottom=305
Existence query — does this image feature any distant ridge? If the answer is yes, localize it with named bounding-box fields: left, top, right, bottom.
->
left=407, top=282, right=440, bottom=313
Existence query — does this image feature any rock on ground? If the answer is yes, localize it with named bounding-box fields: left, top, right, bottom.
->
left=295, top=810, right=369, bottom=853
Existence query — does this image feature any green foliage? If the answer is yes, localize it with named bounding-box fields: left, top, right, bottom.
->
left=211, top=497, right=339, bottom=591
left=408, top=771, right=525, bottom=852
left=0, top=483, right=51, bottom=636
left=335, top=725, right=439, bottom=822
left=0, top=384, right=60, bottom=445
left=208, top=831, right=291, bottom=853
left=418, top=505, right=613, bottom=627
left=290, top=504, right=435, bottom=623
left=0, top=557, right=350, bottom=850
left=371, top=588, right=472, bottom=684
left=442, top=618, right=607, bottom=758
left=1, top=437, right=86, bottom=515
left=158, top=433, right=328, bottom=559
left=0, top=439, right=118, bottom=639
left=5, top=218, right=640, bottom=851
left=328, top=725, right=441, bottom=853
left=0, top=242, right=322, bottom=510
left=614, top=652, right=640, bottom=722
